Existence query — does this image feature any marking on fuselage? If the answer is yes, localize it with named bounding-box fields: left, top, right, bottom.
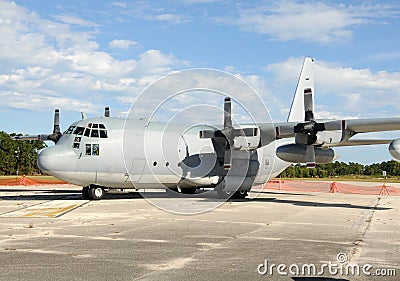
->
left=0, top=199, right=88, bottom=218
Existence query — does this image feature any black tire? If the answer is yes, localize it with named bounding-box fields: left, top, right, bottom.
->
left=216, top=186, right=248, bottom=199
left=87, top=185, right=105, bottom=200
left=82, top=186, right=90, bottom=200
left=180, top=187, right=197, bottom=194
left=232, top=190, right=248, bottom=199
left=216, top=186, right=233, bottom=199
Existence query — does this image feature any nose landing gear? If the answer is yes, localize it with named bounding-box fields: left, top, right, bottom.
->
left=82, top=185, right=105, bottom=200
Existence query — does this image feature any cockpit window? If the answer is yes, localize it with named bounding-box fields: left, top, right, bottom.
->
left=73, top=126, right=85, bottom=135
left=65, top=126, right=76, bottom=134
left=82, top=123, right=108, bottom=138
left=91, top=129, right=99, bottom=138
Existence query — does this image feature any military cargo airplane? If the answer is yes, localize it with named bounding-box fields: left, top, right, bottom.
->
left=14, top=57, right=400, bottom=200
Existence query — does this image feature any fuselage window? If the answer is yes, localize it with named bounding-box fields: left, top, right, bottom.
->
left=91, top=130, right=99, bottom=138
left=65, top=126, right=76, bottom=134
left=73, top=126, right=85, bottom=135
left=85, top=144, right=91, bottom=155
left=73, top=143, right=80, bottom=149
left=84, top=128, right=90, bottom=137
left=92, top=144, right=99, bottom=156
left=99, top=130, right=108, bottom=138
left=74, top=137, right=81, bottom=143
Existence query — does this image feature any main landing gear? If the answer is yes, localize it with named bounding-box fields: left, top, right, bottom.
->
left=216, top=186, right=248, bottom=199
left=82, top=185, right=105, bottom=200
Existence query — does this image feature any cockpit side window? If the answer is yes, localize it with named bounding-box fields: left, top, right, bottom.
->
left=84, top=128, right=90, bottom=137
left=65, top=126, right=76, bottom=134
left=73, top=126, right=85, bottom=135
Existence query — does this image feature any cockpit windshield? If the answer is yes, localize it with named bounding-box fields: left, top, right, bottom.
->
left=84, top=123, right=108, bottom=138
left=65, top=123, right=108, bottom=138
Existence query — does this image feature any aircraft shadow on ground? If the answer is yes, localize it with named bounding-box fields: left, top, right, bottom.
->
left=0, top=188, right=391, bottom=211
left=250, top=197, right=390, bottom=210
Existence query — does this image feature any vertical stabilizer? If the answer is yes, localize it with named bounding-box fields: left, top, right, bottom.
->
left=287, top=57, right=314, bottom=122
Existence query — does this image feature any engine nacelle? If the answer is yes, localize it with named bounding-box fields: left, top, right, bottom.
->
left=389, top=139, right=400, bottom=160
left=276, top=144, right=338, bottom=164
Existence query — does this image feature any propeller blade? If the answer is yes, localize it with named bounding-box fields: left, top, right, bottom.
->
left=223, top=140, right=232, bottom=170
left=306, top=145, right=316, bottom=168
left=105, top=106, right=110, bottom=117
left=304, top=88, right=314, bottom=121
left=224, top=97, right=232, bottom=128
left=53, top=109, right=60, bottom=134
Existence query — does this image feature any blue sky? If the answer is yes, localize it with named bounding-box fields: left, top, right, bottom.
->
left=1, top=0, right=400, bottom=164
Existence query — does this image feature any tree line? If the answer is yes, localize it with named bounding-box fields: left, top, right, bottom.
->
left=0, top=131, right=46, bottom=175
left=279, top=161, right=400, bottom=178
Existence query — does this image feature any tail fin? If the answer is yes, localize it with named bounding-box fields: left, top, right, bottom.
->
left=287, top=57, right=314, bottom=122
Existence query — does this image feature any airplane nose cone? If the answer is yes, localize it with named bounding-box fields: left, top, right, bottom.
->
left=37, top=146, right=77, bottom=174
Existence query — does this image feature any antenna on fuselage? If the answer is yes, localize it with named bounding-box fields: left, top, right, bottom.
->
left=81, top=112, right=86, bottom=119
left=105, top=107, right=110, bottom=117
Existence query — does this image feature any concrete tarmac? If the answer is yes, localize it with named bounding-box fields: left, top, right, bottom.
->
left=0, top=184, right=399, bottom=280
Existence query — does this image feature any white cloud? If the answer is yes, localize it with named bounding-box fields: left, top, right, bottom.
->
left=0, top=0, right=187, bottom=114
left=265, top=57, right=400, bottom=119
left=53, top=14, right=99, bottom=27
left=216, top=1, right=395, bottom=43
left=109, top=39, right=138, bottom=49
left=146, top=13, right=189, bottom=24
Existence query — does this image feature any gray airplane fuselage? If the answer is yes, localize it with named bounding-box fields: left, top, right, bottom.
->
left=37, top=117, right=290, bottom=190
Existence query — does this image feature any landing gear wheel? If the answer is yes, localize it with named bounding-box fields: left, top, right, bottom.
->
left=181, top=187, right=197, bottom=194
left=87, top=185, right=105, bottom=200
left=216, top=186, right=248, bottom=199
left=232, top=190, right=248, bottom=199
left=216, top=186, right=233, bottom=199
left=82, top=186, right=90, bottom=200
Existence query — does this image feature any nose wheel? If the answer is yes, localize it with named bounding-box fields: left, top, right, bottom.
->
left=82, top=185, right=105, bottom=200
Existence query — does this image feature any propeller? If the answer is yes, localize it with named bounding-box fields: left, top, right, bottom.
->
left=13, top=109, right=62, bottom=143
left=47, top=109, right=62, bottom=143
left=105, top=106, right=110, bottom=117
left=199, top=97, right=258, bottom=170
left=276, top=89, right=342, bottom=168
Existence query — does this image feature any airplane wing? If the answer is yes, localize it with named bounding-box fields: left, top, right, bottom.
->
left=323, top=139, right=391, bottom=147
left=345, top=118, right=400, bottom=133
